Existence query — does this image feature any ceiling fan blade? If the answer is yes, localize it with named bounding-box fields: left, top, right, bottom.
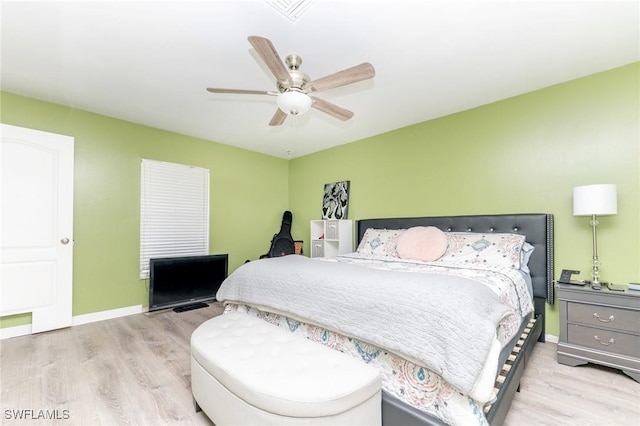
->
left=310, top=62, right=375, bottom=92
left=206, top=88, right=277, bottom=96
left=310, top=97, right=354, bottom=121
left=248, top=36, right=293, bottom=86
left=269, top=108, right=287, bottom=126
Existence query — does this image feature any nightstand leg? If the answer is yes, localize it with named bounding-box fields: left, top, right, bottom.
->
left=557, top=352, right=588, bottom=367
left=622, top=370, right=640, bottom=383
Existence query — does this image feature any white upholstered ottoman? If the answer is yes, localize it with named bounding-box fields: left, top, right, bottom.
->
left=191, top=311, right=382, bottom=425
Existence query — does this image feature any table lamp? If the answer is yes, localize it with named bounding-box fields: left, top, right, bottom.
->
left=573, top=184, right=617, bottom=289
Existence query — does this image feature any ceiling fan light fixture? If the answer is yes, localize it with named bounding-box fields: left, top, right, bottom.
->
left=277, top=90, right=312, bottom=116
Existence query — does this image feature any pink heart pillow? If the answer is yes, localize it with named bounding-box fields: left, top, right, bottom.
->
left=396, top=226, right=447, bottom=262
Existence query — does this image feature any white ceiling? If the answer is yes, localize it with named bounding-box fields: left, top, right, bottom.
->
left=2, top=1, right=638, bottom=159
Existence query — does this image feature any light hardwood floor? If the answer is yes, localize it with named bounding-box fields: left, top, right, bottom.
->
left=1, top=303, right=639, bottom=425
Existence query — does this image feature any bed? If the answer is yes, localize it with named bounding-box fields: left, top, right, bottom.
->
left=216, top=213, right=554, bottom=425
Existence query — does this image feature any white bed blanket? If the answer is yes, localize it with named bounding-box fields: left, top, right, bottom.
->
left=216, top=255, right=511, bottom=402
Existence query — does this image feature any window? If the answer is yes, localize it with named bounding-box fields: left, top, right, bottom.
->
left=139, top=159, right=209, bottom=279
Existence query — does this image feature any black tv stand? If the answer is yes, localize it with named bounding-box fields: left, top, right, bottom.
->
left=173, top=302, right=208, bottom=313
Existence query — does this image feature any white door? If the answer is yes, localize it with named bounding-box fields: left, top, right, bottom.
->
left=1, top=124, right=74, bottom=333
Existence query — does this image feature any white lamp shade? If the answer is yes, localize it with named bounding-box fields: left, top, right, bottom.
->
left=573, top=184, right=617, bottom=216
left=277, top=91, right=312, bottom=116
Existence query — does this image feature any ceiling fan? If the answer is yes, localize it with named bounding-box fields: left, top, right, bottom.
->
left=206, top=36, right=375, bottom=126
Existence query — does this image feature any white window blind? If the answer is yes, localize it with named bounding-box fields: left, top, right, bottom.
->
left=140, top=159, right=210, bottom=279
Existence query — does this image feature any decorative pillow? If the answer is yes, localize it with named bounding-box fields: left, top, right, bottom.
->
left=396, top=226, right=448, bottom=262
left=356, top=228, right=405, bottom=259
left=433, top=232, right=527, bottom=269
left=520, top=242, right=535, bottom=274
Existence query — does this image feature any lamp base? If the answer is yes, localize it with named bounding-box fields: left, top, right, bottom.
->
left=589, top=214, right=602, bottom=290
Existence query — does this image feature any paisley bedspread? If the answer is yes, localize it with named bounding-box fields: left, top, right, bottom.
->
left=224, top=303, right=491, bottom=425
left=216, top=254, right=533, bottom=425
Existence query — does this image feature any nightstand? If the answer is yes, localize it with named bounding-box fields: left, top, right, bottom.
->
left=557, top=283, right=640, bottom=382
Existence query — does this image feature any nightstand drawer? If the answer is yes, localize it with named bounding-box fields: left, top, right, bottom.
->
left=567, top=324, right=640, bottom=358
left=567, top=302, right=640, bottom=334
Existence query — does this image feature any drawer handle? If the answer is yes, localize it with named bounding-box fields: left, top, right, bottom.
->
left=594, top=336, right=615, bottom=346
left=593, top=313, right=614, bottom=323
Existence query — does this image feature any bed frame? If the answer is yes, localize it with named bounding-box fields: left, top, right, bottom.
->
left=356, top=213, right=554, bottom=426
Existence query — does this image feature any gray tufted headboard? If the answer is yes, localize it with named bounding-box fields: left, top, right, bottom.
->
left=356, top=213, right=554, bottom=338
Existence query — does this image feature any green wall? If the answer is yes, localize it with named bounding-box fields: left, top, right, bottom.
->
left=289, top=63, right=640, bottom=336
left=2, top=63, right=638, bottom=336
left=1, top=92, right=289, bottom=328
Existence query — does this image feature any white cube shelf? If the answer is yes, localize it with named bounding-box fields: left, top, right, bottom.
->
left=310, top=220, right=353, bottom=258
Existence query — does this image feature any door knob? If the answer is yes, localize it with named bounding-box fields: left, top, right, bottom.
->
left=60, top=238, right=70, bottom=245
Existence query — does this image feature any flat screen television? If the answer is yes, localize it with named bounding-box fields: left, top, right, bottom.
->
left=149, top=254, right=228, bottom=312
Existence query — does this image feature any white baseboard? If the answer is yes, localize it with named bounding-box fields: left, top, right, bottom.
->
left=0, top=305, right=144, bottom=340
left=72, top=305, right=144, bottom=326
left=545, top=333, right=559, bottom=343
left=0, top=324, right=32, bottom=340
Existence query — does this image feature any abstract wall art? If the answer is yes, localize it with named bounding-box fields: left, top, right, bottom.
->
left=322, top=180, right=350, bottom=220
